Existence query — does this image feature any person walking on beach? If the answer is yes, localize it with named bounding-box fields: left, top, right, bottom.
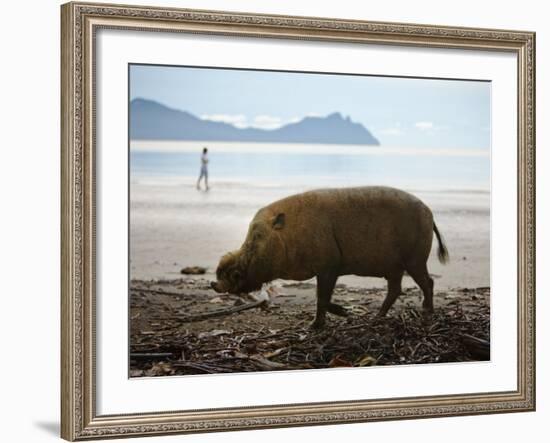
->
left=196, top=147, right=209, bottom=191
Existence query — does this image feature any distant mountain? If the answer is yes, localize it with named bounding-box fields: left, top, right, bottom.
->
left=130, top=98, right=380, bottom=145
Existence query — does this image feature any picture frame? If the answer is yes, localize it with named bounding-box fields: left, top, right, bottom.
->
left=60, top=1, right=536, bottom=440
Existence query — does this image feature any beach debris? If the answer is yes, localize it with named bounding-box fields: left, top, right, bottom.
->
left=283, top=281, right=316, bottom=290
left=180, top=266, right=207, bottom=275
left=198, top=329, right=232, bottom=339
left=249, top=354, right=288, bottom=369
left=248, top=283, right=283, bottom=305
left=328, top=355, right=353, bottom=367
left=141, top=361, right=176, bottom=376
left=177, top=299, right=267, bottom=323
left=348, top=305, right=368, bottom=315
left=130, top=352, right=174, bottom=360
left=130, top=279, right=490, bottom=376
left=356, top=354, right=377, bottom=366
left=229, top=283, right=286, bottom=306
left=209, top=297, right=225, bottom=304
left=461, top=334, right=490, bottom=360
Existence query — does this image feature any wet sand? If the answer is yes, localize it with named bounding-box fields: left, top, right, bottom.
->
left=130, top=181, right=490, bottom=290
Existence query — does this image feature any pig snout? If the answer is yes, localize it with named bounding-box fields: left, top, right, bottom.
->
left=211, top=280, right=232, bottom=293
left=211, top=281, right=222, bottom=292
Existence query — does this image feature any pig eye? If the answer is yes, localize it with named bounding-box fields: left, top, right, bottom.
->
left=231, top=270, right=241, bottom=282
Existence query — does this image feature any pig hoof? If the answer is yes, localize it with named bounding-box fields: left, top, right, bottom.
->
left=327, top=303, right=349, bottom=317
left=422, top=309, right=434, bottom=322
left=308, top=319, right=326, bottom=331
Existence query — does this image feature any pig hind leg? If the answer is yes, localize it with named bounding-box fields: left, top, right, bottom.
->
left=377, top=271, right=404, bottom=317
left=327, top=302, right=349, bottom=317
left=406, top=262, right=434, bottom=315
left=310, top=273, right=338, bottom=330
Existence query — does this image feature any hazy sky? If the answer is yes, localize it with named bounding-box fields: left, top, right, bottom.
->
left=130, top=64, right=490, bottom=150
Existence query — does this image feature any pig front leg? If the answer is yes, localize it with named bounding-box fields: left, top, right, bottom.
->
left=309, top=273, right=339, bottom=330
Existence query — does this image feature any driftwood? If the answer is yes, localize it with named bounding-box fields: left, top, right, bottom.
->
left=171, top=361, right=234, bottom=373
left=462, top=334, right=490, bottom=360
left=135, top=287, right=188, bottom=297
left=130, top=352, right=174, bottom=360
left=179, top=300, right=267, bottom=323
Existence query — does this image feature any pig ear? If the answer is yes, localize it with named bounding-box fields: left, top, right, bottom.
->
left=272, top=213, right=285, bottom=230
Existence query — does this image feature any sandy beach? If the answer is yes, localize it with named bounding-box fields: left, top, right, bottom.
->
left=130, top=178, right=490, bottom=290
left=128, top=143, right=491, bottom=376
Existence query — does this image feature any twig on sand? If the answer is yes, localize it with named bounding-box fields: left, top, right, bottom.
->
left=171, top=361, right=234, bottom=373
left=130, top=352, right=174, bottom=360
left=133, top=287, right=187, bottom=297
left=178, top=300, right=267, bottom=323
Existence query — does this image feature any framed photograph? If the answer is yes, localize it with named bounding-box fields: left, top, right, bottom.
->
left=61, top=1, right=536, bottom=440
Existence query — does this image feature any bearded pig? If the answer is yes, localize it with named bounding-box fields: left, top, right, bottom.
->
left=211, top=186, right=449, bottom=329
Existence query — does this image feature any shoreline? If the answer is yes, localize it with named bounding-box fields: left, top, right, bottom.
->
left=130, top=140, right=490, bottom=158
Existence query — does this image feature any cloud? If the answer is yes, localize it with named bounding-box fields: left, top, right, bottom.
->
left=201, top=113, right=343, bottom=130
left=287, top=116, right=303, bottom=124
left=251, top=115, right=284, bottom=130
left=201, top=113, right=294, bottom=130
left=200, top=114, right=248, bottom=128
left=414, top=121, right=434, bottom=131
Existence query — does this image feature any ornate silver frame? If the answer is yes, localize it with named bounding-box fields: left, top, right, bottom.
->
left=61, top=2, right=536, bottom=440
